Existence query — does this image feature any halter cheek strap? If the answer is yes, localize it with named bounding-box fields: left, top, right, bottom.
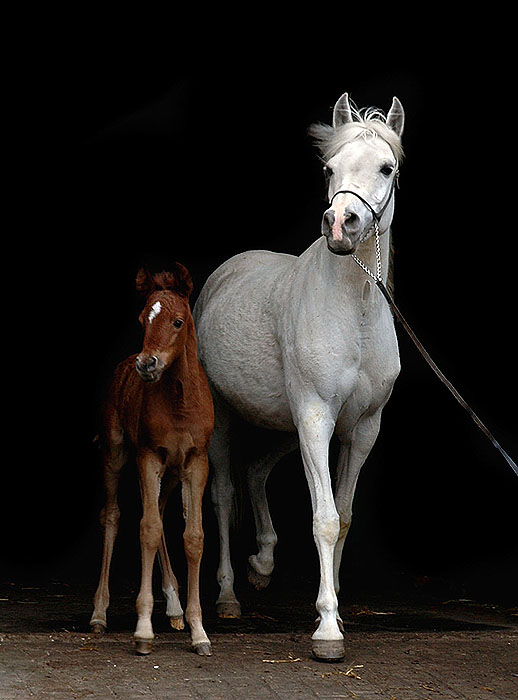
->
left=330, top=170, right=399, bottom=224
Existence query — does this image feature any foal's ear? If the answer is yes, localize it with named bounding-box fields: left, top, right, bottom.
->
left=136, top=267, right=156, bottom=298
left=172, top=262, right=194, bottom=299
left=386, top=96, right=405, bottom=137
left=333, top=92, right=353, bottom=129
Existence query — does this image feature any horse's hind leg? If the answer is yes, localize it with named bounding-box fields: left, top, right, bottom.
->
left=90, top=421, right=126, bottom=634
left=157, top=470, right=184, bottom=630
left=247, top=430, right=298, bottom=590
left=210, top=394, right=241, bottom=618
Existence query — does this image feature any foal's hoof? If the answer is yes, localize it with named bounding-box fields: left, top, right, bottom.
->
left=247, top=563, right=271, bottom=591
left=90, top=622, right=106, bottom=635
left=216, top=601, right=241, bottom=619
left=169, top=615, right=185, bottom=631
left=134, top=638, right=153, bottom=655
left=312, top=639, right=346, bottom=662
left=194, top=642, right=212, bottom=656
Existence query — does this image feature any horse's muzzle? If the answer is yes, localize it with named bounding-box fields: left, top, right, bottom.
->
left=136, top=354, right=164, bottom=383
left=321, top=208, right=361, bottom=255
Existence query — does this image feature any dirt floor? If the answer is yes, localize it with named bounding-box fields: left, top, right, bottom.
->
left=0, top=578, right=517, bottom=699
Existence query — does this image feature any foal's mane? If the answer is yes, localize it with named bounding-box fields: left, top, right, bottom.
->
left=309, top=103, right=404, bottom=163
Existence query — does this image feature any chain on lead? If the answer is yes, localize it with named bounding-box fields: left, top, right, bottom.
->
left=351, top=221, right=382, bottom=282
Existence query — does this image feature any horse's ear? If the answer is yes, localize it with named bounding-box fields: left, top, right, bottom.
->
left=386, top=96, right=405, bottom=137
left=172, top=262, right=194, bottom=299
left=333, top=92, right=353, bottom=129
left=136, top=267, right=156, bottom=298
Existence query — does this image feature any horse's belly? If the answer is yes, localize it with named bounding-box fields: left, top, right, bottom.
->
left=210, top=344, right=294, bottom=430
left=194, top=253, right=296, bottom=431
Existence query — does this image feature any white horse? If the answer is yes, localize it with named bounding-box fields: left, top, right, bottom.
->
left=193, top=92, right=405, bottom=660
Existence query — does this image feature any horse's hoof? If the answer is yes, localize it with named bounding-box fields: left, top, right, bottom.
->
left=312, top=639, right=346, bottom=662
left=169, top=615, right=185, bottom=630
left=247, top=563, right=271, bottom=590
left=216, top=601, right=241, bottom=619
left=90, top=621, right=106, bottom=635
left=194, top=642, right=212, bottom=656
left=134, top=638, right=153, bottom=655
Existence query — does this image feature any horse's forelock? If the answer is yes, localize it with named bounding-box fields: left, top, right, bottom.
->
left=136, top=266, right=193, bottom=300
left=309, top=107, right=404, bottom=163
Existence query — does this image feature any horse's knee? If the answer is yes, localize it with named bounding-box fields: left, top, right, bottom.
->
left=313, top=512, right=340, bottom=546
left=184, top=529, right=204, bottom=560
left=140, top=515, right=161, bottom=548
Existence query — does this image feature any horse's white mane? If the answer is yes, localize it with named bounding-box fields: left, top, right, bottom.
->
left=309, top=103, right=404, bottom=163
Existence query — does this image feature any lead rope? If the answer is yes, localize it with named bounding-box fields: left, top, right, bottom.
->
left=352, top=225, right=518, bottom=477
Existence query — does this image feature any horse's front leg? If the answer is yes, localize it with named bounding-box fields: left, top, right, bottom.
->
left=181, top=453, right=211, bottom=656
left=333, top=411, right=383, bottom=595
left=134, top=450, right=164, bottom=655
left=296, top=402, right=344, bottom=661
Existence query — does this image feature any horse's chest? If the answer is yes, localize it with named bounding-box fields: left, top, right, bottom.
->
left=293, top=302, right=399, bottom=421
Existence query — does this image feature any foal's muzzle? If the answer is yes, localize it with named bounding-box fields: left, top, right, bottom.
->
left=136, top=354, right=164, bottom=383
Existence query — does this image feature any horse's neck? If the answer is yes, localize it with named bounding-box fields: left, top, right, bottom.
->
left=314, top=230, right=391, bottom=297
left=162, top=325, right=201, bottom=395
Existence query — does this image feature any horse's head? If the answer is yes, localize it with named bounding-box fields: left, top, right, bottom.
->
left=311, top=93, right=404, bottom=256
left=135, top=265, right=194, bottom=383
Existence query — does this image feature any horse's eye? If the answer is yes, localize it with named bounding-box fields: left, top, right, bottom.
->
left=323, top=165, right=333, bottom=179
left=380, top=164, right=394, bottom=176
left=173, top=319, right=183, bottom=329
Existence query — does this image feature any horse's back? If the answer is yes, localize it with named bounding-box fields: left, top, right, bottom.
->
left=194, top=250, right=297, bottom=430
left=195, top=250, right=295, bottom=307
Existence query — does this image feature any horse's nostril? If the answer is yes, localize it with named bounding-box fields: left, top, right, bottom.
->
left=322, top=210, right=335, bottom=236
left=324, top=211, right=335, bottom=226
left=137, top=355, right=158, bottom=372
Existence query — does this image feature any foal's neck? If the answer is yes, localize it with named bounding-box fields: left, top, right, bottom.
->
left=161, top=324, right=200, bottom=392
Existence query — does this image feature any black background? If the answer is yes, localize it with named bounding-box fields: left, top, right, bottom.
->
left=6, top=20, right=517, bottom=607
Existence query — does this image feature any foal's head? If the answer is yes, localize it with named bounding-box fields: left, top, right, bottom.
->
left=135, top=265, right=194, bottom=383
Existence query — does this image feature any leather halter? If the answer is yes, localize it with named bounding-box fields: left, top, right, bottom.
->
left=329, top=170, right=399, bottom=224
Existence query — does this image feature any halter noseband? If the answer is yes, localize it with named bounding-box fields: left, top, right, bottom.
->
left=329, top=169, right=399, bottom=224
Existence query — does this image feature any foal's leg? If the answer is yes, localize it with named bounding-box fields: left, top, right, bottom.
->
left=295, top=401, right=344, bottom=661
left=181, top=453, right=211, bottom=655
left=209, top=394, right=240, bottom=618
left=134, top=449, right=164, bottom=655
left=247, top=430, right=298, bottom=589
left=90, top=425, right=126, bottom=633
left=157, top=470, right=184, bottom=630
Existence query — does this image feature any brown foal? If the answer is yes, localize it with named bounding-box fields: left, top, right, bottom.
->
left=90, top=265, right=214, bottom=656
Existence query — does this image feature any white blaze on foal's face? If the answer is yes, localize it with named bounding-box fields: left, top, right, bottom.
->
left=148, top=301, right=162, bottom=323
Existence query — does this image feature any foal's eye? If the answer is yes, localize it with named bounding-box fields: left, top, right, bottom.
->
left=323, top=165, right=333, bottom=179
left=380, top=164, right=394, bottom=176
left=172, top=319, right=183, bottom=329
